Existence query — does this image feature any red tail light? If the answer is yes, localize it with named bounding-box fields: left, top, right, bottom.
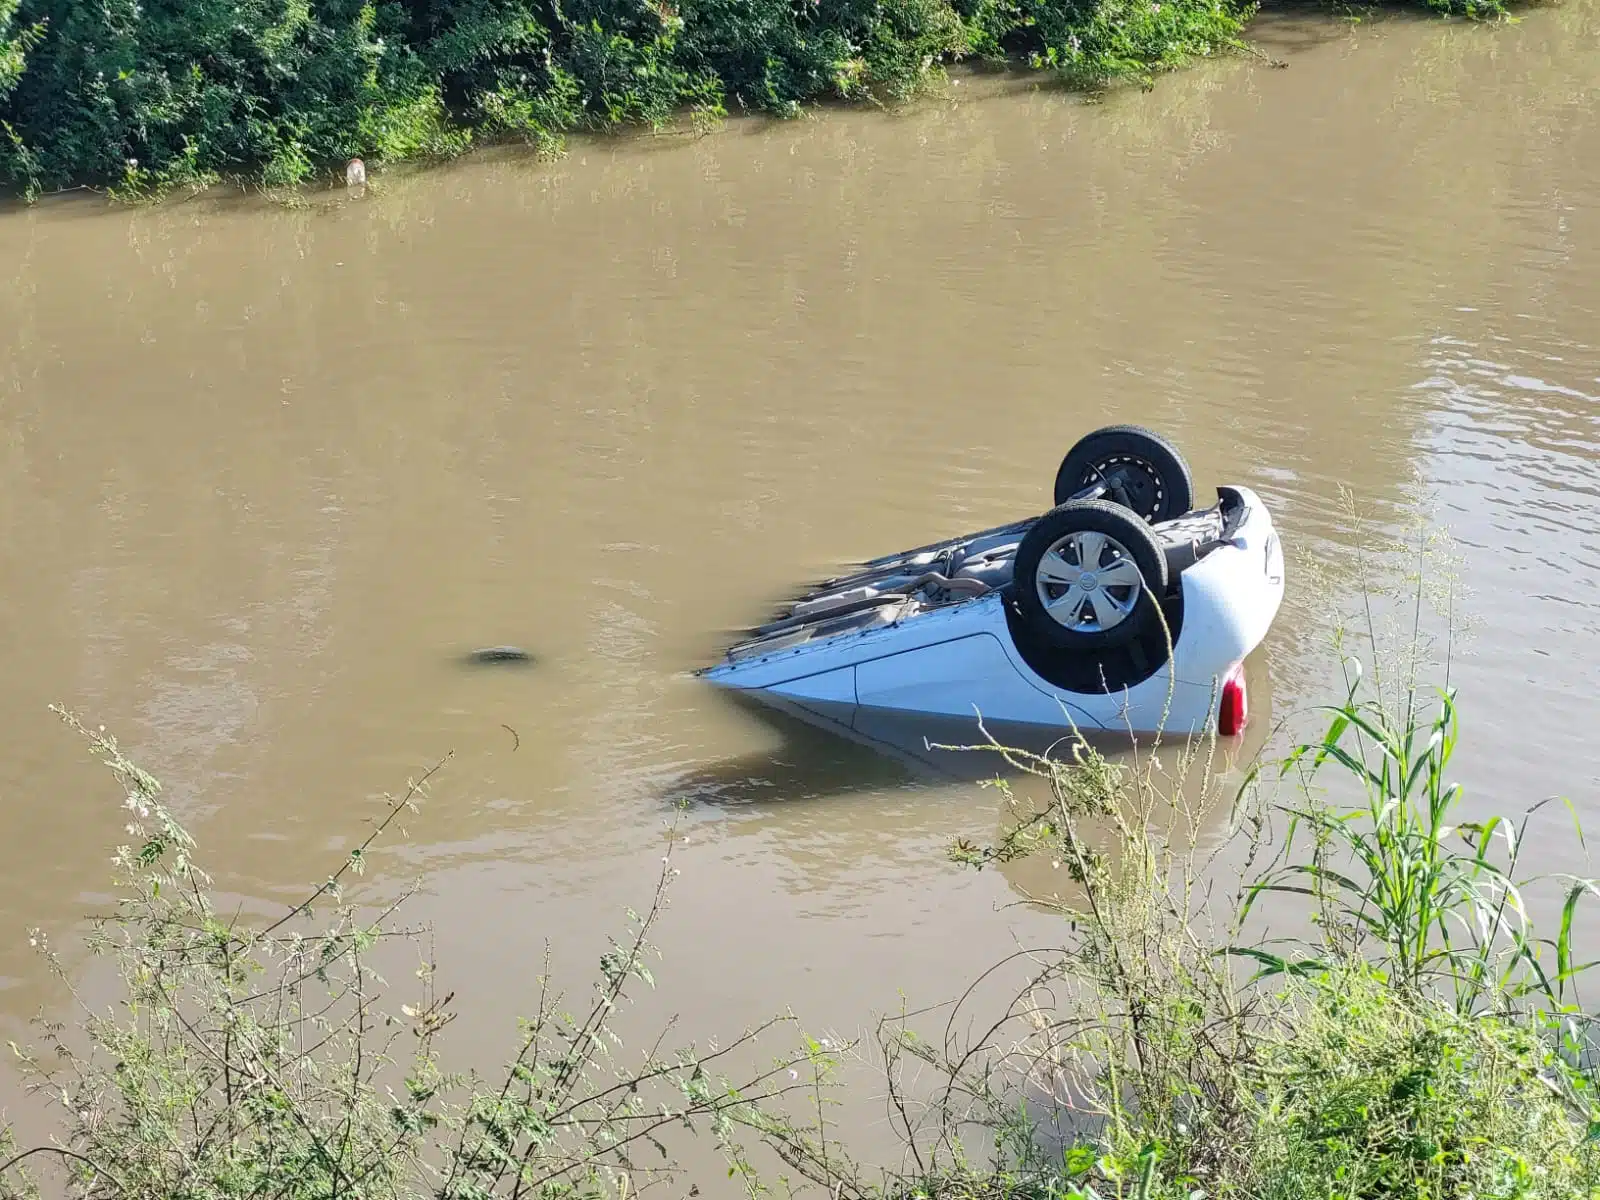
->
left=1218, top=663, right=1248, bottom=736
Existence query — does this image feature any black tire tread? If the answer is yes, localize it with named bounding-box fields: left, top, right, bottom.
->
left=1053, top=424, right=1195, bottom=521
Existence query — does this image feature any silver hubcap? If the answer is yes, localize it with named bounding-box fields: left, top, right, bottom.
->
left=1034, top=530, right=1145, bottom=633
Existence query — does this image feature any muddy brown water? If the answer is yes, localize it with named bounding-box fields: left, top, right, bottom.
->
left=2, top=0, right=1599, bottom=1175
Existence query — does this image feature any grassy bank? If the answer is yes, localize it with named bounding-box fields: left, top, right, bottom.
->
left=0, top=0, right=1508, bottom=201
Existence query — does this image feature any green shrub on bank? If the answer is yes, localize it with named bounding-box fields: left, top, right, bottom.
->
left=7, top=681, right=1599, bottom=1199
left=0, top=0, right=1525, bottom=199
left=0, top=0, right=39, bottom=188
left=0, top=0, right=471, bottom=198
left=765, top=672, right=1600, bottom=1200
left=0, top=0, right=1529, bottom=197
left=0, top=0, right=1251, bottom=199
left=0, top=715, right=819, bottom=1200
left=0, top=1, right=33, bottom=97
left=1249, top=968, right=1598, bottom=1200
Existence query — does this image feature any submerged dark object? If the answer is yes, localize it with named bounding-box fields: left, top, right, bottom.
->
left=465, top=646, right=535, bottom=665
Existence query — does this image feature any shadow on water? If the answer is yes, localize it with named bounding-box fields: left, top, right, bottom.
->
left=662, top=692, right=929, bottom=807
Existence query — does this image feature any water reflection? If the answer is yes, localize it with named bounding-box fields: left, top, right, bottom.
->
left=668, top=655, right=1276, bottom=906
left=674, top=670, right=1275, bottom=807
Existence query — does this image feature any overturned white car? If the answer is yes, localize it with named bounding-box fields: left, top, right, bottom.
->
left=699, top=426, right=1285, bottom=738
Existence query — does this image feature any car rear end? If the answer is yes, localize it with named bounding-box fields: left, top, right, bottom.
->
left=1167, top=486, right=1286, bottom=736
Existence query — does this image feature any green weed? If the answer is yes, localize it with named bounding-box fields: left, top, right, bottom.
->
left=0, top=711, right=822, bottom=1200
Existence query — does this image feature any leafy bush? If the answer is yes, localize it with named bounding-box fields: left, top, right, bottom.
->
left=0, top=0, right=1254, bottom=197
left=0, top=0, right=36, bottom=97
left=0, top=0, right=471, bottom=198
left=1248, top=967, right=1600, bottom=1200
left=0, top=0, right=1523, bottom=197
left=0, top=0, right=42, bottom=193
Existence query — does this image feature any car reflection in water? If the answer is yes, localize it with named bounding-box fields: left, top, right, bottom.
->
left=671, top=651, right=1277, bottom=819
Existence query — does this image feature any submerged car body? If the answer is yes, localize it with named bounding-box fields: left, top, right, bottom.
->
left=700, top=482, right=1285, bottom=738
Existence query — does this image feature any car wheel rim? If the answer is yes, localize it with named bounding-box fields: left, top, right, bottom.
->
left=1034, top=530, right=1144, bottom=633
left=1079, top=455, right=1163, bottom=520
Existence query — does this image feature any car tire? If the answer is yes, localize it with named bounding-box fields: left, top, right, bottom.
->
left=1053, top=425, right=1195, bottom=522
left=1013, top=500, right=1169, bottom=651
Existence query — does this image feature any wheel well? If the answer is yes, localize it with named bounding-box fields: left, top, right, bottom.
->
left=1000, top=582, right=1185, bottom=695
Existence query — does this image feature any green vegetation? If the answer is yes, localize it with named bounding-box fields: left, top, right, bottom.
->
left=0, top=0, right=1514, bottom=201
left=901, top=680, right=1600, bottom=1199
left=1, top=517, right=1595, bottom=1198
left=0, top=716, right=824, bottom=1200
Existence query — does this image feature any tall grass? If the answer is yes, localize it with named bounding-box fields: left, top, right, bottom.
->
left=1244, top=675, right=1599, bottom=1017
left=742, top=670, right=1600, bottom=1199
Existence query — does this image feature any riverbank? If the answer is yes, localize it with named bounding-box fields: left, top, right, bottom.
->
left=0, top=0, right=1509, bottom=200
